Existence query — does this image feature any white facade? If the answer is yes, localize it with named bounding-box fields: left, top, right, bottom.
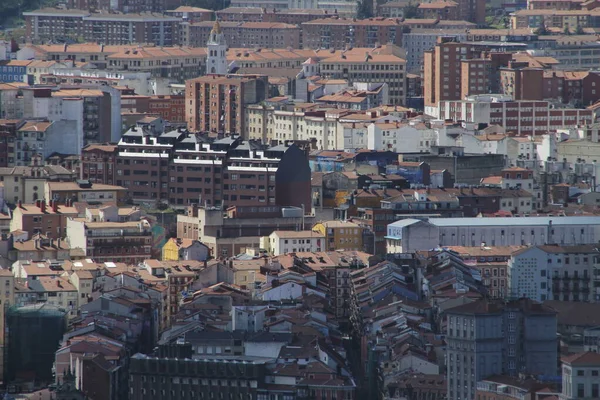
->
left=367, top=122, right=436, bottom=153
left=230, top=305, right=268, bottom=332
left=206, top=22, right=227, bottom=75
left=508, top=247, right=549, bottom=302
left=561, top=354, right=600, bottom=400
left=262, top=231, right=324, bottom=256
left=389, top=216, right=600, bottom=252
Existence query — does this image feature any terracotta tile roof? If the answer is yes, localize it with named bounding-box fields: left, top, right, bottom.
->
left=418, top=1, right=457, bottom=8
left=19, top=120, right=53, bottom=132
left=562, top=352, right=600, bottom=366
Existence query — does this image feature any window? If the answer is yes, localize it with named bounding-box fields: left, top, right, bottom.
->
left=577, top=383, right=584, bottom=398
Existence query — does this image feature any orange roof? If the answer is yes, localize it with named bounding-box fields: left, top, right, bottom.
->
left=418, top=1, right=457, bottom=8
left=562, top=352, right=600, bottom=366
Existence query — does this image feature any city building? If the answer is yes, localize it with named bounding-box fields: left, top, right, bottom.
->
left=110, top=131, right=310, bottom=208
left=24, top=9, right=181, bottom=46
left=317, top=44, right=407, bottom=105
left=186, top=21, right=301, bottom=49
left=161, top=238, right=209, bottom=261
left=0, top=163, right=75, bottom=204
left=45, top=180, right=127, bottom=205
left=79, top=143, right=117, bottom=185
left=260, top=230, right=325, bottom=255
left=432, top=95, right=594, bottom=135
left=66, top=210, right=153, bottom=264
left=185, top=74, right=268, bottom=134
left=387, top=216, right=600, bottom=253
left=301, top=17, right=403, bottom=50
left=10, top=200, right=78, bottom=239
left=561, top=352, right=600, bottom=400
left=313, top=220, right=364, bottom=252
left=445, top=299, right=557, bottom=400
left=509, top=245, right=598, bottom=303
left=177, top=205, right=314, bottom=257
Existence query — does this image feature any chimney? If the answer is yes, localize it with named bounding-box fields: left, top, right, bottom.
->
left=57, top=238, right=62, bottom=248
left=53, top=201, right=58, bottom=213
left=18, top=200, right=22, bottom=208
left=36, top=199, right=41, bottom=208
left=41, top=200, right=46, bottom=213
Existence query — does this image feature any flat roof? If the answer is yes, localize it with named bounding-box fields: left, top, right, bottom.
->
left=428, top=216, right=600, bottom=227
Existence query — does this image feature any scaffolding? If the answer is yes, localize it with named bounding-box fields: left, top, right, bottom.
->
left=4, top=303, right=67, bottom=387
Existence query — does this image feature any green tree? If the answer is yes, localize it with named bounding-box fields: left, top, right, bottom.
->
left=563, top=25, right=571, bottom=35
left=575, top=24, right=585, bottom=34
left=356, top=0, right=373, bottom=19
left=403, top=3, right=418, bottom=19
left=534, top=24, right=548, bottom=35
left=184, top=0, right=230, bottom=11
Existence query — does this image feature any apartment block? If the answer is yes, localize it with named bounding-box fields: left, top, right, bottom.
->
left=434, top=95, right=593, bottom=135
left=510, top=9, right=600, bottom=30
left=0, top=119, right=21, bottom=167
left=509, top=245, right=597, bottom=303
left=21, top=85, right=121, bottom=147
left=80, top=144, right=117, bottom=185
left=561, top=352, right=600, bottom=400
left=26, top=44, right=207, bottom=83
left=301, top=17, right=402, bottom=50
left=424, top=37, right=514, bottom=107
left=45, top=180, right=127, bottom=205
left=104, top=130, right=311, bottom=208
left=445, top=299, right=557, bottom=400
left=0, top=163, right=75, bottom=204
left=313, top=220, right=364, bottom=252
left=527, top=0, right=582, bottom=10
left=417, top=1, right=460, bottom=20
left=66, top=208, right=153, bottom=264
left=261, top=230, right=325, bottom=255
left=185, top=74, right=268, bottom=135
left=318, top=45, right=406, bottom=105
left=24, top=9, right=181, bottom=46
left=10, top=200, right=78, bottom=238
left=67, top=0, right=182, bottom=13
left=186, top=21, right=301, bottom=48
left=177, top=205, right=313, bottom=257
left=148, top=95, right=185, bottom=123
left=216, top=7, right=336, bottom=24
left=165, top=6, right=212, bottom=22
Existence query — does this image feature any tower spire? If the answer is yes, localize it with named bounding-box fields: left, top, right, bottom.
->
left=207, top=18, right=227, bottom=75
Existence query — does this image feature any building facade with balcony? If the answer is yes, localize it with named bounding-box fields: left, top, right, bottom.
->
left=509, top=245, right=598, bottom=303
left=66, top=212, right=152, bottom=264
left=446, top=299, right=557, bottom=400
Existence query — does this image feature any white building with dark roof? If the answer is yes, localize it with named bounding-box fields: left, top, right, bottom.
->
left=387, top=216, right=600, bottom=254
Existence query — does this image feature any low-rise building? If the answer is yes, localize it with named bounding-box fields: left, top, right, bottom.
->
left=561, top=352, right=600, bottom=400
left=261, top=230, right=325, bottom=255
left=313, top=220, right=364, bottom=252
left=45, top=180, right=127, bottom=205
left=10, top=200, right=78, bottom=238
left=161, top=238, right=209, bottom=261
left=66, top=211, right=152, bottom=264
left=17, top=276, right=79, bottom=317
left=10, top=233, right=70, bottom=261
